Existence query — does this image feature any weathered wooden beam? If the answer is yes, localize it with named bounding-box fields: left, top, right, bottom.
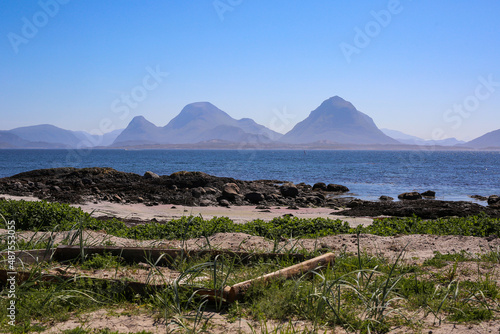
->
left=53, top=245, right=308, bottom=265
left=0, top=248, right=56, bottom=266
left=225, top=252, right=335, bottom=302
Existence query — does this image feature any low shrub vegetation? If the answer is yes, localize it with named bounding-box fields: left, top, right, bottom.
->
left=1, top=199, right=499, bottom=241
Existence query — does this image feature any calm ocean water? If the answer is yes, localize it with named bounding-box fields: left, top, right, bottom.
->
left=0, top=149, right=498, bottom=202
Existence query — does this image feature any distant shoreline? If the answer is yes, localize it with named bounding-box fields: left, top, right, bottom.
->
left=1, top=145, right=500, bottom=151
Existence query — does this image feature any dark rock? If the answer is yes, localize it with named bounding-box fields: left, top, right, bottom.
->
left=245, top=192, right=265, bottom=204
left=398, top=192, right=422, bottom=200
left=73, top=180, right=84, bottom=188
left=219, top=199, right=230, bottom=207
left=312, top=182, right=327, bottom=191
left=51, top=186, right=62, bottom=192
left=296, top=183, right=312, bottom=191
left=338, top=199, right=496, bottom=219
left=314, top=193, right=326, bottom=200
left=191, top=187, right=206, bottom=198
left=305, top=196, right=323, bottom=206
left=137, top=197, right=144, bottom=203
left=82, top=178, right=92, bottom=185
left=421, top=190, right=436, bottom=198
left=199, top=199, right=213, bottom=207
left=287, top=205, right=299, bottom=210
left=280, top=184, right=299, bottom=198
left=347, top=199, right=364, bottom=208
left=327, top=184, right=350, bottom=193
left=143, top=171, right=160, bottom=179
left=470, top=195, right=488, bottom=201
left=204, top=187, right=218, bottom=195
left=488, top=195, right=500, bottom=207
left=222, top=183, right=240, bottom=200
left=256, top=205, right=271, bottom=210
left=265, top=193, right=281, bottom=201
left=379, top=195, right=394, bottom=201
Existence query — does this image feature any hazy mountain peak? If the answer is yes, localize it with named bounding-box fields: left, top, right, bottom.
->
left=281, top=96, right=398, bottom=145
left=8, top=124, right=82, bottom=147
left=321, top=95, right=355, bottom=109
left=128, top=116, right=156, bottom=128
left=167, top=102, right=231, bottom=130
left=178, top=102, right=228, bottom=117
left=464, top=129, right=500, bottom=149
left=111, top=116, right=161, bottom=146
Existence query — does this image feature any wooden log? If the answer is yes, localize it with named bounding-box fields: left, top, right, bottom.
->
left=53, top=245, right=307, bottom=265
left=0, top=248, right=56, bottom=266
left=0, top=268, right=167, bottom=295
left=225, top=252, right=335, bottom=303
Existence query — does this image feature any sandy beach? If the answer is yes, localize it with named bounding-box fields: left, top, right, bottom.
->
left=0, top=193, right=374, bottom=227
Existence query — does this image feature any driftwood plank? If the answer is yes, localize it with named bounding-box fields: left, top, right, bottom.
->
left=53, top=245, right=307, bottom=265
left=225, top=252, right=335, bottom=302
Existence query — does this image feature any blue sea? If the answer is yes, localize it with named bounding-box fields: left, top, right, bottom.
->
left=0, top=149, right=499, bottom=202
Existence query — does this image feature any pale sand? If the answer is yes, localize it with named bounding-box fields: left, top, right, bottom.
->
left=0, top=193, right=373, bottom=226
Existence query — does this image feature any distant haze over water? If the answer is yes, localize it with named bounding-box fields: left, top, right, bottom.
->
left=0, top=149, right=498, bottom=202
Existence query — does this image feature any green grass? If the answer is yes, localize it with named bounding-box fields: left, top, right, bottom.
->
left=1, top=199, right=500, bottom=242
left=422, top=251, right=475, bottom=268
left=366, top=214, right=500, bottom=237
left=1, top=247, right=499, bottom=333
left=78, top=252, right=125, bottom=270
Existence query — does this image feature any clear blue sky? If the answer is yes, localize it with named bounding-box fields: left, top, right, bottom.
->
left=1, top=0, right=499, bottom=141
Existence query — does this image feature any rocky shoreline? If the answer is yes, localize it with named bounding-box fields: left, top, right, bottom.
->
left=0, top=167, right=499, bottom=218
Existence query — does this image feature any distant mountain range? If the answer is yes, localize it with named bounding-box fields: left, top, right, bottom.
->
left=1, top=96, right=499, bottom=149
left=381, top=129, right=465, bottom=146
left=112, top=102, right=282, bottom=146
left=0, top=125, right=122, bottom=149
